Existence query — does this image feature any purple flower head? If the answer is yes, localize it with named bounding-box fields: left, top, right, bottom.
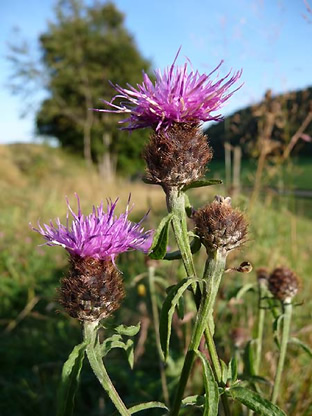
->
left=32, top=194, right=153, bottom=263
left=95, top=48, right=242, bottom=131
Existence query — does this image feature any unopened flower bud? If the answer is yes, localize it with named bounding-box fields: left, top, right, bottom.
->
left=268, top=267, right=299, bottom=302
left=144, top=123, right=212, bottom=189
left=193, top=195, right=248, bottom=254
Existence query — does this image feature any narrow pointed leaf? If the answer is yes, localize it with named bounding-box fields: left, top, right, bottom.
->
left=160, top=277, right=200, bottom=360
left=220, top=359, right=229, bottom=385
left=229, top=387, right=286, bottom=415
left=149, top=213, right=173, bottom=259
left=243, top=340, right=256, bottom=377
left=57, top=341, right=87, bottom=416
left=196, top=350, right=219, bottom=416
left=236, top=283, right=256, bottom=299
left=228, top=357, right=238, bottom=382
left=129, top=401, right=168, bottom=414
left=289, top=337, right=312, bottom=358
left=182, top=178, right=222, bottom=191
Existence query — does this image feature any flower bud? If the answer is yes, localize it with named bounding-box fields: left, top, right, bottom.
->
left=59, top=256, right=124, bottom=321
left=193, top=195, right=248, bottom=254
left=143, top=123, right=212, bottom=189
left=268, top=267, right=299, bottom=302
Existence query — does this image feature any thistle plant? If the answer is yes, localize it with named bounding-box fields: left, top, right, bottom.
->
left=32, top=50, right=306, bottom=416
left=33, top=195, right=154, bottom=416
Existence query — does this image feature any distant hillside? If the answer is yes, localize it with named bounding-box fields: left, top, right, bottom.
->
left=205, top=87, right=312, bottom=159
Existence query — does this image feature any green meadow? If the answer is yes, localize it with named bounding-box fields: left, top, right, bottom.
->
left=1, top=143, right=311, bottom=416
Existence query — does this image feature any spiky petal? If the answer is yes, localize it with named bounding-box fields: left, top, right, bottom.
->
left=32, top=194, right=152, bottom=263
left=96, top=49, right=242, bottom=131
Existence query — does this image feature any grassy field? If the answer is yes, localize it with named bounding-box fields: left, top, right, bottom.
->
left=0, top=143, right=311, bottom=416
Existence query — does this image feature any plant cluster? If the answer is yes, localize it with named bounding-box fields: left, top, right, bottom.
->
left=33, top=50, right=308, bottom=416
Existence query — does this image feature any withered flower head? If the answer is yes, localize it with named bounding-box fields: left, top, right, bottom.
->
left=32, top=195, right=152, bottom=321
left=268, top=267, right=300, bottom=302
left=144, top=123, right=212, bottom=188
left=193, top=195, right=248, bottom=254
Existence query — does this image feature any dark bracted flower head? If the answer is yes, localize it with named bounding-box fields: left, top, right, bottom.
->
left=193, top=195, right=248, bottom=255
left=96, top=50, right=242, bottom=190
left=268, top=267, right=300, bottom=302
left=33, top=195, right=152, bottom=321
left=96, top=48, right=242, bottom=131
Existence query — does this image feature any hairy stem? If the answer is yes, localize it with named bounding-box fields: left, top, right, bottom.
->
left=148, top=265, right=170, bottom=405
left=271, top=300, right=293, bottom=404
left=255, top=279, right=267, bottom=375
left=170, top=251, right=226, bottom=416
left=84, top=321, right=130, bottom=416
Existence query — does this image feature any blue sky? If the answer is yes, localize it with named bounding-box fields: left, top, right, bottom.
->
left=1, top=0, right=311, bottom=143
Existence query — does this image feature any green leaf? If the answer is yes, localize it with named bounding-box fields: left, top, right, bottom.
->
left=164, top=237, right=202, bottom=260
left=196, top=351, right=219, bottom=416
left=182, top=178, right=222, bottom=191
left=115, top=322, right=141, bottom=337
left=176, top=293, right=185, bottom=320
left=243, top=340, right=256, bottom=377
left=128, top=401, right=168, bottom=414
left=236, top=283, right=256, bottom=299
left=102, top=336, right=135, bottom=368
left=149, top=213, right=174, bottom=259
left=289, top=337, right=312, bottom=358
left=273, top=314, right=284, bottom=349
left=220, top=359, right=229, bottom=385
left=57, top=341, right=87, bottom=416
left=229, top=387, right=286, bottom=415
left=125, top=339, right=135, bottom=369
left=160, top=277, right=200, bottom=360
left=228, top=357, right=238, bottom=382
left=184, top=193, right=193, bottom=218
left=181, top=395, right=205, bottom=408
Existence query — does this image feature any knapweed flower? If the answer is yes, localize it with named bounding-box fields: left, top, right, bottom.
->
left=96, top=49, right=242, bottom=131
left=33, top=195, right=152, bottom=263
left=33, top=195, right=152, bottom=321
left=193, top=195, right=248, bottom=254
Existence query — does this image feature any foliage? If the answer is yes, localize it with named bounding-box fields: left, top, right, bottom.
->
left=205, top=87, right=312, bottom=159
left=1, top=144, right=312, bottom=415
left=8, top=0, right=151, bottom=176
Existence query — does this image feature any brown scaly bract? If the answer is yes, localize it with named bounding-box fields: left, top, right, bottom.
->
left=59, top=256, right=125, bottom=321
left=144, top=123, right=212, bottom=189
left=193, top=195, right=248, bottom=254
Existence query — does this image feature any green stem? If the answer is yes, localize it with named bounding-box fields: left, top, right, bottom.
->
left=166, top=187, right=197, bottom=278
left=148, top=265, right=170, bottom=405
left=166, top=187, right=229, bottom=414
left=255, top=280, right=267, bottom=375
left=84, top=321, right=130, bottom=416
left=170, top=251, right=226, bottom=416
left=271, top=300, right=293, bottom=404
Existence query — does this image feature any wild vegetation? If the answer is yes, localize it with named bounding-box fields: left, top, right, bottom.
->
left=1, top=143, right=311, bottom=415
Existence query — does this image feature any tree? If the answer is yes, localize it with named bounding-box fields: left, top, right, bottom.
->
left=8, top=0, right=151, bottom=179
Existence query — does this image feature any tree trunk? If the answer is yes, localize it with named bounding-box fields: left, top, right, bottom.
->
left=99, top=131, right=116, bottom=182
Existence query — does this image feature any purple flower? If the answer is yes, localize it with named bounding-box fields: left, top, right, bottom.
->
left=95, top=48, right=242, bottom=131
left=32, top=195, right=152, bottom=262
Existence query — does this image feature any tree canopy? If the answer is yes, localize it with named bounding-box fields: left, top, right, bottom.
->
left=10, top=0, right=152, bottom=178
